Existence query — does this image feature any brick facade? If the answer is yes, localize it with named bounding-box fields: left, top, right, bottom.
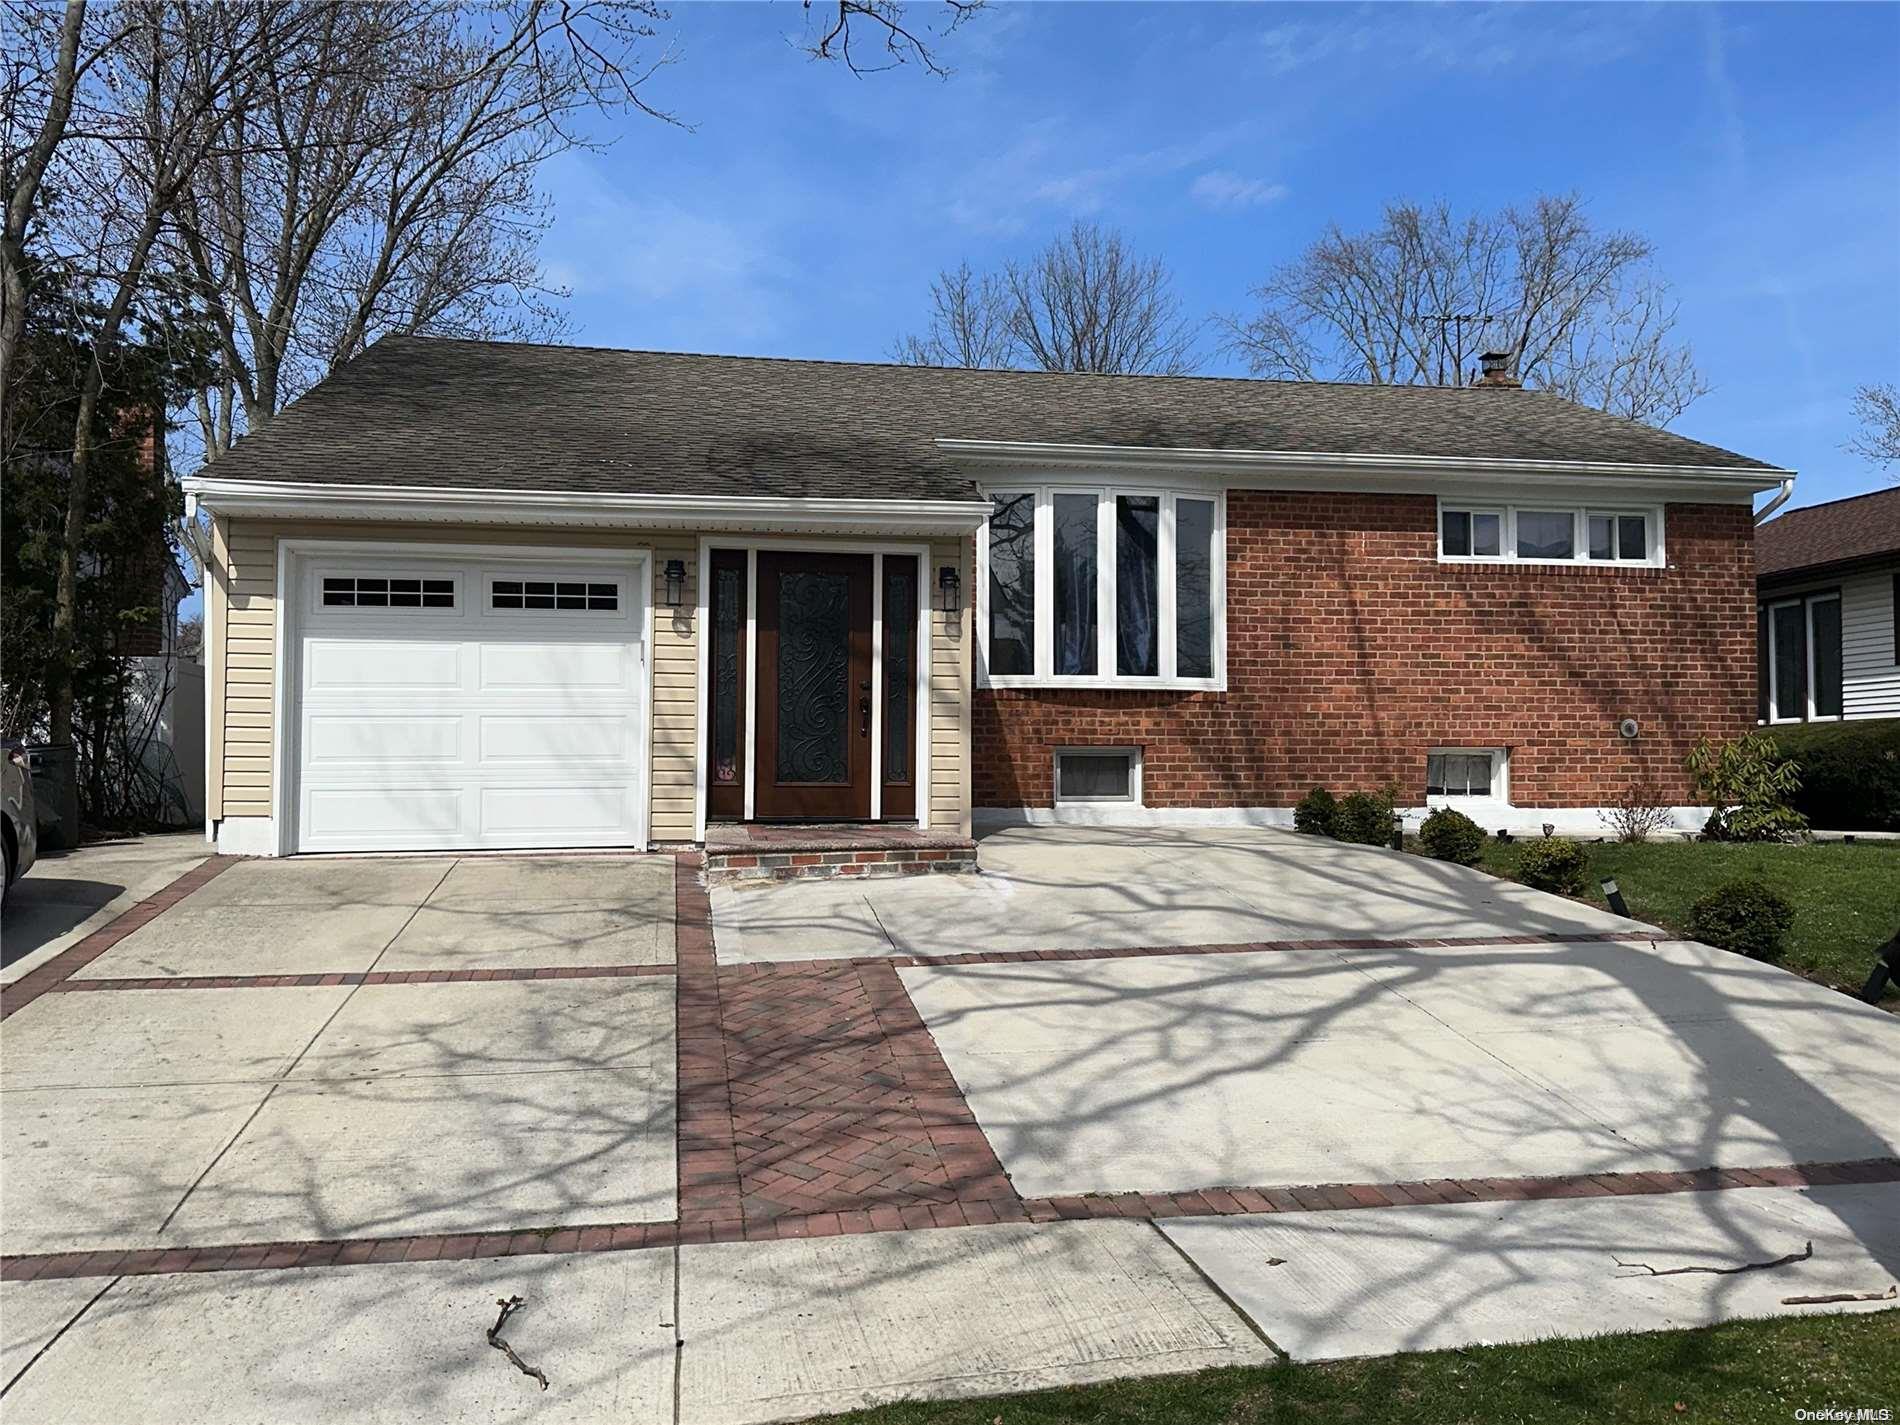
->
left=974, top=492, right=1757, bottom=811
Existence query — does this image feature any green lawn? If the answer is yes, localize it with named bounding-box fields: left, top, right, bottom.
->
left=807, top=1313, right=1899, bottom=1424
left=1474, top=838, right=1900, bottom=997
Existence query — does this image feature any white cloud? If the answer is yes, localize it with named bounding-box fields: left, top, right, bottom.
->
left=1190, top=170, right=1289, bottom=210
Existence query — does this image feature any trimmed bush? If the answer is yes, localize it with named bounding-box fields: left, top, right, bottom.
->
left=1293, top=786, right=1340, bottom=837
left=1418, top=807, right=1486, bottom=865
left=1516, top=836, right=1587, bottom=896
left=1686, top=878, right=1797, bottom=962
left=1687, top=732, right=1808, bottom=842
left=1336, top=788, right=1395, bottom=847
left=1771, top=717, right=1900, bottom=832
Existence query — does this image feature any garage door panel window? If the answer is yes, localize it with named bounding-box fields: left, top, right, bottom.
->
left=322, top=576, right=455, bottom=609
left=491, top=579, right=619, bottom=612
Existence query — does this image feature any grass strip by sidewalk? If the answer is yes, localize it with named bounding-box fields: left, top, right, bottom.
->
left=807, top=1311, right=1900, bottom=1424
left=1475, top=839, right=1900, bottom=996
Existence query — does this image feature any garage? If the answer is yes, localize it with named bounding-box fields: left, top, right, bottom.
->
left=286, top=546, right=650, bottom=853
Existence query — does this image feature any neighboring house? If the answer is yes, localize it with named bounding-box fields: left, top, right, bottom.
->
left=181, top=336, right=1791, bottom=857
left=1754, top=486, right=1900, bottom=724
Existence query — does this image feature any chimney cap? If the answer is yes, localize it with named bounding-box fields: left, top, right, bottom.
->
left=1474, top=350, right=1522, bottom=389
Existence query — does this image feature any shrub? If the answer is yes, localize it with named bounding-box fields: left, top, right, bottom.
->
left=1600, top=779, right=1672, bottom=843
left=1418, top=807, right=1486, bottom=865
left=1516, top=836, right=1587, bottom=896
left=1336, top=787, right=1395, bottom=846
left=1770, top=717, right=1900, bottom=832
left=1686, top=878, right=1797, bottom=962
left=1686, top=732, right=1808, bottom=842
left=1293, top=786, right=1340, bottom=837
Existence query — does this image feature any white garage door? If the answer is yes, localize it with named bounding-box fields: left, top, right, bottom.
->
left=291, top=552, right=648, bottom=853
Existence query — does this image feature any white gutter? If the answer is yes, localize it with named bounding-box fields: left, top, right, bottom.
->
left=1753, top=477, right=1796, bottom=525
left=181, top=477, right=993, bottom=536
left=934, top=438, right=1792, bottom=496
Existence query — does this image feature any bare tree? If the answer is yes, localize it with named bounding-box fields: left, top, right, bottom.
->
left=1226, top=194, right=1709, bottom=426
left=0, top=0, right=122, bottom=402
left=891, top=261, right=1010, bottom=368
left=169, top=0, right=672, bottom=458
left=800, top=0, right=984, bottom=77
left=1846, top=382, right=1900, bottom=474
left=27, top=2, right=317, bottom=837
left=897, top=221, right=1200, bottom=375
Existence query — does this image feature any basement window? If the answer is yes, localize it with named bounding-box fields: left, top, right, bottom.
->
left=1054, top=748, right=1142, bottom=805
left=1426, top=748, right=1508, bottom=801
left=322, top=576, right=454, bottom=609
left=491, top=579, right=619, bottom=611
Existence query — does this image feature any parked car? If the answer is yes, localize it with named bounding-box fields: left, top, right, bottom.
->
left=3, top=740, right=38, bottom=904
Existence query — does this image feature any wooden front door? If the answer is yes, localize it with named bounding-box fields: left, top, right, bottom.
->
left=754, top=551, right=874, bottom=819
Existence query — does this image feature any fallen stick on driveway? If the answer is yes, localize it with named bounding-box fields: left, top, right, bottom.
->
left=487, top=1295, right=549, bottom=1391
left=1612, top=1241, right=1813, bottom=1278
left=1781, top=1286, right=1897, bottom=1306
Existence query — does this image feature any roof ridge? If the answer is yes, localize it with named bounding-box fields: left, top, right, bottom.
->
left=379, top=332, right=1605, bottom=398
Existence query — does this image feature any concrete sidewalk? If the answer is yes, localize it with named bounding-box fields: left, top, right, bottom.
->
left=4, top=1188, right=1893, bottom=1422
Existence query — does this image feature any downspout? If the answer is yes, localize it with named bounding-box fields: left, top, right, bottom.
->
left=1754, top=477, right=1795, bottom=525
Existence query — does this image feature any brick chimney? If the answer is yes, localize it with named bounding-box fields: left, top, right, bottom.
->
left=1472, top=350, right=1522, bottom=389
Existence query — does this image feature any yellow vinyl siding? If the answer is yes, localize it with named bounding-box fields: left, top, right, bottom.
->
left=206, top=521, right=974, bottom=845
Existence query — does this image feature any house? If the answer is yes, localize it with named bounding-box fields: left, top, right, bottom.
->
left=1754, top=486, right=1900, bottom=724
left=181, top=335, right=1792, bottom=859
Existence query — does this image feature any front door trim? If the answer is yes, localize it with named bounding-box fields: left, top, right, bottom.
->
left=693, top=535, right=931, bottom=840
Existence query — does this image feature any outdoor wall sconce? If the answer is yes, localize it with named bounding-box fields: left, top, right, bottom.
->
left=937, top=565, right=961, bottom=614
left=663, top=558, right=687, bottom=607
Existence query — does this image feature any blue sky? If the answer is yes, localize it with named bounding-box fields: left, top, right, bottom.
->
left=527, top=1, right=1900, bottom=514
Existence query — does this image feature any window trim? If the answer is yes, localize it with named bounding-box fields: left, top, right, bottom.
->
left=1425, top=746, right=1510, bottom=803
left=1437, top=498, right=1665, bottom=568
left=1052, top=746, right=1143, bottom=806
left=979, top=482, right=1226, bottom=690
left=1763, top=588, right=1844, bottom=724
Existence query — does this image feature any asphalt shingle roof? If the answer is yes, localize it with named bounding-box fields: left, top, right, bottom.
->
left=1756, top=486, right=1900, bottom=579
left=201, top=335, right=1781, bottom=502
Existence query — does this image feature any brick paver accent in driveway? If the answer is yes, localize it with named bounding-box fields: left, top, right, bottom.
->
left=674, top=855, right=1021, bottom=1238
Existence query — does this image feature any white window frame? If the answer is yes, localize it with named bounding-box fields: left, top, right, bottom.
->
left=1764, top=590, right=1844, bottom=724
left=1437, top=498, right=1665, bottom=568
left=1425, top=746, right=1510, bottom=804
left=1052, top=746, right=1143, bottom=806
left=978, top=480, right=1226, bottom=690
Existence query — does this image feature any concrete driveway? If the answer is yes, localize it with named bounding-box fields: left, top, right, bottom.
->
left=714, top=824, right=1900, bottom=1202
left=1, top=832, right=209, bottom=979
left=0, top=854, right=677, bottom=1256
left=711, top=824, right=1641, bottom=962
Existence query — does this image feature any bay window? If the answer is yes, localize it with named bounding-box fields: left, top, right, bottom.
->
left=981, top=485, right=1223, bottom=687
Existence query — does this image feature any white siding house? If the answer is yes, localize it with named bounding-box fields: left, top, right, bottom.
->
left=1756, top=489, right=1900, bottom=724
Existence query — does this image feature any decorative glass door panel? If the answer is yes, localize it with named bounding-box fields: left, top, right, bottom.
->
left=775, top=571, right=851, bottom=783
left=882, top=556, right=918, bottom=820
left=754, top=552, right=873, bottom=819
